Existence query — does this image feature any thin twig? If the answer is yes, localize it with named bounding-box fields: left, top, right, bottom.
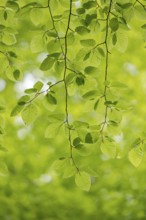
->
left=100, top=0, right=113, bottom=137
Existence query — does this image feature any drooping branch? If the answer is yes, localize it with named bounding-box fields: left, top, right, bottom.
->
left=63, top=0, right=79, bottom=170
left=100, top=0, right=113, bottom=137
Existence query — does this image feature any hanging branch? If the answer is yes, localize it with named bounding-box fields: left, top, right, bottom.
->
left=47, top=0, right=64, bottom=56
left=63, top=0, right=79, bottom=171
left=100, top=0, right=113, bottom=138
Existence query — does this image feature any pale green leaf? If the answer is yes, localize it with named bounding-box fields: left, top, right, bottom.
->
left=75, top=171, right=91, bottom=191
left=2, top=32, right=16, bottom=46
left=128, top=146, right=144, bottom=167
left=45, top=122, right=62, bottom=138
left=21, top=104, right=38, bottom=125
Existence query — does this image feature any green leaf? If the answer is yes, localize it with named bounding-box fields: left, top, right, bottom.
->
left=116, top=30, right=128, bottom=53
left=141, top=24, right=146, bottom=29
left=63, top=158, right=76, bottom=178
left=83, top=1, right=97, bottom=9
left=21, top=103, right=38, bottom=125
left=2, top=32, right=17, bottom=46
left=18, top=95, right=30, bottom=105
left=128, top=146, right=144, bottom=167
left=131, top=138, right=141, bottom=148
left=24, top=88, right=37, bottom=94
left=51, top=158, right=67, bottom=172
left=75, top=26, right=90, bottom=35
left=74, top=143, right=92, bottom=156
left=82, top=90, right=98, bottom=100
left=30, top=34, right=44, bottom=53
left=73, top=137, right=81, bottom=147
left=94, top=99, right=100, bottom=110
left=33, top=81, right=43, bottom=91
left=13, top=69, right=21, bottom=81
left=76, top=76, right=85, bottom=86
left=30, top=8, right=41, bottom=25
left=111, top=81, right=127, bottom=88
left=84, top=66, right=98, bottom=75
left=121, top=3, right=133, bottom=9
left=76, top=8, right=85, bottom=14
left=47, top=40, right=61, bottom=53
left=134, top=5, right=146, bottom=20
left=4, top=11, right=7, bottom=20
left=97, top=47, right=105, bottom=57
left=40, top=56, right=55, bottom=71
left=85, top=133, right=93, bottom=143
left=83, top=52, right=91, bottom=61
left=48, top=113, right=65, bottom=123
left=6, top=1, right=19, bottom=11
left=11, top=105, right=24, bottom=117
left=45, top=122, right=62, bottom=138
left=46, top=94, right=57, bottom=105
left=109, top=18, right=119, bottom=32
left=100, top=141, right=117, bottom=158
left=54, top=61, right=64, bottom=75
left=75, top=171, right=91, bottom=191
left=112, top=33, right=117, bottom=45
left=80, top=39, right=96, bottom=47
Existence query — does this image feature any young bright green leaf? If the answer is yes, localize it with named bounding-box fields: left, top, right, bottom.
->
left=2, top=32, right=17, bottom=46
left=75, top=171, right=91, bottom=191
left=30, top=34, right=44, bottom=53
left=63, top=158, right=76, bottom=178
left=134, top=5, right=146, bottom=20
left=51, top=158, right=67, bottom=172
left=18, top=95, right=30, bottom=105
left=45, top=122, right=62, bottom=138
left=128, top=146, right=144, bottom=167
left=33, top=81, right=44, bottom=91
left=82, top=90, right=98, bottom=100
left=54, top=61, right=64, bottom=75
left=83, top=52, right=91, bottom=61
left=46, top=94, right=57, bottom=105
left=11, top=105, right=24, bottom=117
left=74, top=143, right=92, bottom=156
left=84, top=66, right=98, bottom=75
left=40, top=57, right=55, bottom=71
left=30, top=8, right=41, bottom=25
left=100, top=141, right=117, bottom=158
left=80, top=39, right=96, bottom=47
left=21, top=103, right=38, bottom=125
left=24, top=88, right=37, bottom=94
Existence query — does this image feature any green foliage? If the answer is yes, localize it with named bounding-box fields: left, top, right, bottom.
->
left=0, top=0, right=146, bottom=199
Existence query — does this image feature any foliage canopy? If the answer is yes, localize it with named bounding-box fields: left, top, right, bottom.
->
left=1, top=0, right=146, bottom=195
